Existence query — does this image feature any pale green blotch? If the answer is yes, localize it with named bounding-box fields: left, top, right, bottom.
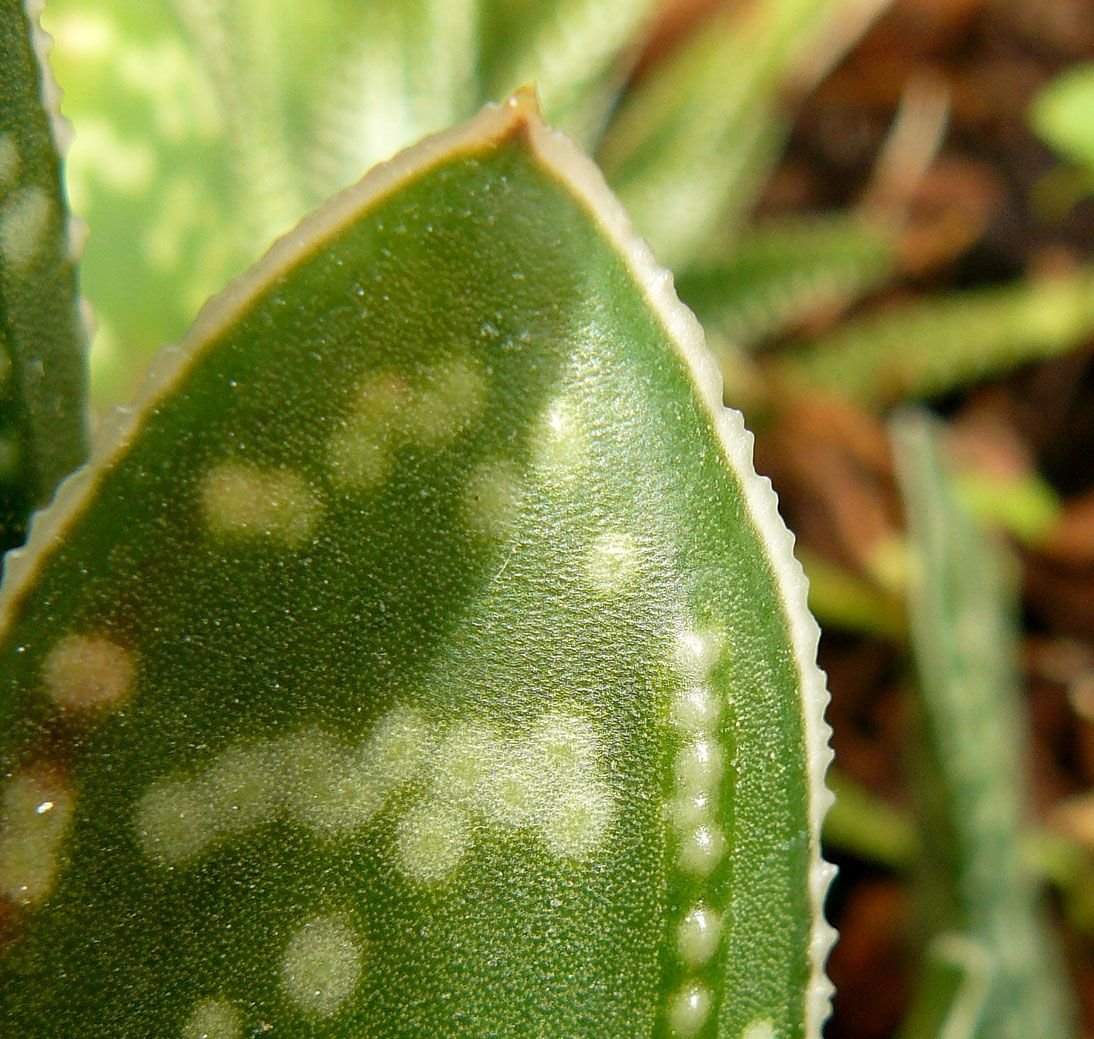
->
left=677, top=823, right=727, bottom=879
left=582, top=530, right=641, bottom=593
left=0, top=186, right=52, bottom=273
left=326, top=371, right=412, bottom=489
left=742, top=1021, right=777, bottom=1039
left=394, top=800, right=472, bottom=884
left=199, top=462, right=322, bottom=547
left=536, top=778, right=614, bottom=860
left=533, top=397, right=587, bottom=473
left=297, top=707, right=432, bottom=834
left=182, top=998, right=242, bottom=1039
left=405, top=356, right=487, bottom=447
left=674, top=737, right=725, bottom=795
left=461, top=458, right=522, bottom=539
left=280, top=915, right=363, bottom=1018
left=670, top=686, right=721, bottom=732
left=431, top=720, right=502, bottom=808
left=327, top=359, right=487, bottom=491
left=135, top=774, right=221, bottom=866
left=43, top=633, right=136, bottom=711
left=0, top=767, right=75, bottom=905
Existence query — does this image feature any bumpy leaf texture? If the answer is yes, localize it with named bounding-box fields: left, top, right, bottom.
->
left=0, top=96, right=833, bottom=1039
left=0, top=0, right=89, bottom=550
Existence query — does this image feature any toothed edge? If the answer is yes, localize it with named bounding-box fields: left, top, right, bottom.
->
left=23, top=1, right=75, bottom=165
left=518, top=93, right=838, bottom=1037
left=20, top=0, right=94, bottom=418
left=0, top=92, right=836, bottom=1031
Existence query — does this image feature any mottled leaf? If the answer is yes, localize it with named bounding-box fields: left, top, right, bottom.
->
left=892, top=410, right=1074, bottom=1039
left=0, top=97, right=833, bottom=1038
left=0, top=0, right=89, bottom=553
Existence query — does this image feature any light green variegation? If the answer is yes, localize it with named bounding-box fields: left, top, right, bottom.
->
left=0, top=97, right=834, bottom=1039
left=0, top=0, right=89, bottom=551
left=892, top=412, right=1074, bottom=1039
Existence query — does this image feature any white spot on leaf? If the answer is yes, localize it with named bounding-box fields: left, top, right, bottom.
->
left=668, top=982, right=713, bottom=1037
left=674, top=738, right=725, bottom=795
left=394, top=800, right=470, bottom=883
left=677, top=905, right=723, bottom=968
left=538, top=779, right=613, bottom=861
left=534, top=399, right=586, bottom=473
left=280, top=915, right=362, bottom=1018
left=0, top=766, right=74, bottom=905
left=200, top=463, right=321, bottom=547
left=182, top=998, right=242, bottom=1039
left=678, top=824, right=726, bottom=878
left=43, top=633, right=135, bottom=711
left=583, top=532, right=640, bottom=593
left=462, top=459, right=521, bottom=539
left=0, top=186, right=51, bottom=273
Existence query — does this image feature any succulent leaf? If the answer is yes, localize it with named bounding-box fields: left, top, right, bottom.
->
left=892, top=411, right=1075, bottom=1039
left=0, top=96, right=833, bottom=1039
left=779, top=267, right=1094, bottom=407
left=678, top=215, right=896, bottom=351
left=598, top=0, right=866, bottom=268
left=0, top=0, right=89, bottom=551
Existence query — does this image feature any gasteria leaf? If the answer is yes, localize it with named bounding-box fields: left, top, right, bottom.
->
left=0, top=95, right=833, bottom=1039
left=0, top=0, right=89, bottom=550
left=892, top=411, right=1074, bottom=1039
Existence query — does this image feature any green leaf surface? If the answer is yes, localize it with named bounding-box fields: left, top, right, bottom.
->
left=0, top=97, right=833, bottom=1038
left=0, top=0, right=89, bottom=551
left=779, top=267, right=1094, bottom=407
left=678, top=215, right=896, bottom=350
left=892, top=411, right=1074, bottom=1039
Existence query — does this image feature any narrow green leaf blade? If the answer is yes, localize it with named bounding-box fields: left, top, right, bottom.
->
left=258, top=0, right=480, bottom=205
left=779, top=267, right=1094, bottom=407
left=678, top=215, right=897, bottom=349
left=0, top=97, right=833, bottom=1038
left=0, top=0, right=89, bottom=549
left=481, top=0, right=658, bottom=140
left=598, top=0, right=861, bottom=268
left=892, top=411, right=1075, bottom=1039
